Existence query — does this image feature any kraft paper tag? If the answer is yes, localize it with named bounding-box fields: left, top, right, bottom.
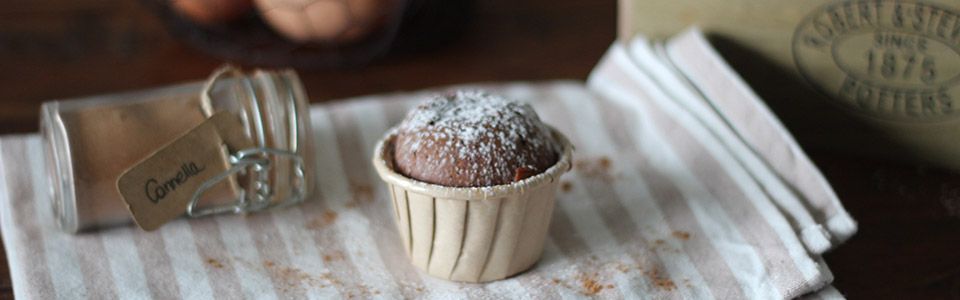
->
left=213, top=112, right=255, bottom=152
left=117, top=113, right=241, bottom=231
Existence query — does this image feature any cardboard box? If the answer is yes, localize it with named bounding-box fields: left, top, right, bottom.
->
left=621, top=0, right=960, bottom=169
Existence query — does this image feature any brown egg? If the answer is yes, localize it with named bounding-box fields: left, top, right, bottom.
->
left=172, top=0, right=254, bottom=25
left=255, top=0, right=392, bottom=43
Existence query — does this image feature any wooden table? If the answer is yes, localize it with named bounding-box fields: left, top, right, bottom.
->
left=1, top=0, right=957, bottom=298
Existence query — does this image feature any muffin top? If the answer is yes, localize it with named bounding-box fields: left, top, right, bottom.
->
left=391, top=90, right=560, bottom=187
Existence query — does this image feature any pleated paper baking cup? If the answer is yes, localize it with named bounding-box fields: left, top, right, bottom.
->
left=372, top=127, right=573, bottom=283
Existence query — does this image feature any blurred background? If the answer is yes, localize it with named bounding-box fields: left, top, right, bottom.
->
left=0, top=0, right=615, bottom=133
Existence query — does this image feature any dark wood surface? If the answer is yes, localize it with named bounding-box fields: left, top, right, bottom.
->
left=1, top=0, right=958, bottom=299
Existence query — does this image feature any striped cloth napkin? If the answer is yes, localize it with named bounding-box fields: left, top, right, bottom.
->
left=0, top=29, right=855, bottom=299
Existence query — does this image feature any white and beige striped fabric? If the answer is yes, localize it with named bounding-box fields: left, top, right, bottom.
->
left=0, top=30, right=855, bottom=299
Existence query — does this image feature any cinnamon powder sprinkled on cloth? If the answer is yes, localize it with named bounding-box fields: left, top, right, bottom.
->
left=322, top=251, right=344, bottom=263
left=346, top=184, right=375, bottom=208
left=561, top=181, right=573, bottom=192
left=206, top=258, right=224, bottom=269
left=579, top=274, right=607, bottom=296
left=574, top=156, right=617, bottom=182
left=307, top=210, right=339, bottom=230
left=644, top=267, right=677, bottom=291
left=542, top=233, right=694, bottom=294
left=259, top=259, right=386, bottom=297
left=672, top=231, right=691, bottom=240
left=654, top=277, right=677, bottom=291
left=598, top=157, right=611, bottom=169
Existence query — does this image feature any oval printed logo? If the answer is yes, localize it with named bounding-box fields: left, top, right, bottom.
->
left=793, top=0, right=960, bottom=122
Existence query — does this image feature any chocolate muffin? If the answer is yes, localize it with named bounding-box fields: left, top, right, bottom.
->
left=392, top=91, right=560, bottom=187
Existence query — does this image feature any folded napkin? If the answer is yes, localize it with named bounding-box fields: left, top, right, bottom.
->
left=0, top=29, right=855, bottom=299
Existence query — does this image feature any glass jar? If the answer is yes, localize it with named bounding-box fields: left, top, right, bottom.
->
left=40, top=66, right=315, bottom=233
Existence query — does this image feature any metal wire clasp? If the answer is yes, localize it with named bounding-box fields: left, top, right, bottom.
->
left=186, top=65, right=307, bottom=218
left=187, top=148, right=306, bottom=217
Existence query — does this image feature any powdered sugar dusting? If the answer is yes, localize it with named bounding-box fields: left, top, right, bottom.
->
left=392, top=90, right=560, bottom=187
